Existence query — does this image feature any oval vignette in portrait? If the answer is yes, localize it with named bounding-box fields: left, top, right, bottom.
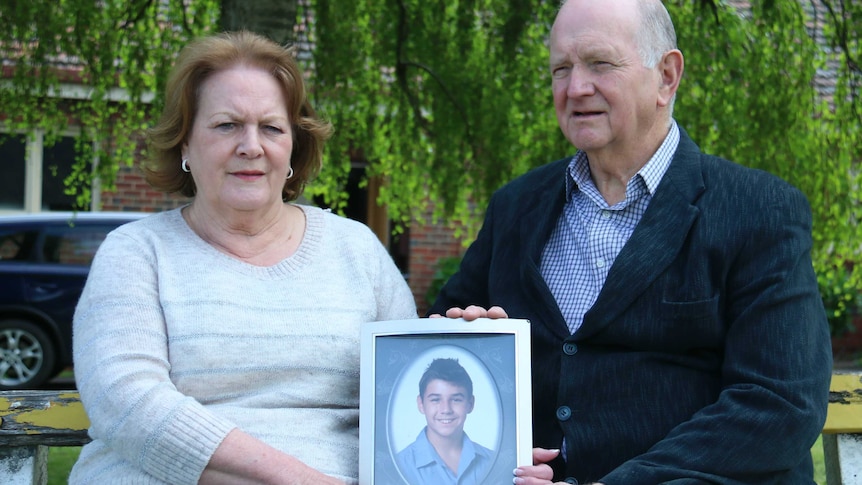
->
left=387, top=344, right=503, bottom=483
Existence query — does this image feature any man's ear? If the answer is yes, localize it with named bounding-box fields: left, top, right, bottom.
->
left=417, top=395, right=425, bottom=414
left=466, top=395, right=475, bottom=414
left=657, top=49, right=684, bottom=108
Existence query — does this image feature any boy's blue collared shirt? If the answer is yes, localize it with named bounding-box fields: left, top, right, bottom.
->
left=395, top=427, right=494, bottom=485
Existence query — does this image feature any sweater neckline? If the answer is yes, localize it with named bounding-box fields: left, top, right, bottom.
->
left=169, top=204, right=324, bottom=279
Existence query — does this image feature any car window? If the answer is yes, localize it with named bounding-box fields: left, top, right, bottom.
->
left=43, top=225, right=115, bottom=266
left=0, top=229, right=37, bottom=261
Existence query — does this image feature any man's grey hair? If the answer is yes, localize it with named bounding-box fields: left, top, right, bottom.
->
left=636, top=1, right=679, bottom=120
left=636, top=1, right=678, bottom=68
left=557, top=0, right=678, bottom=66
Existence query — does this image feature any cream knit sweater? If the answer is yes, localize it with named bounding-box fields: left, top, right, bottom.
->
left=70, top=205, right=417, bottom=484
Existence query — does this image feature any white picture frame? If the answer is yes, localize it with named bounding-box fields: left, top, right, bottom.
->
left=359, top=318, right=533, bottom=485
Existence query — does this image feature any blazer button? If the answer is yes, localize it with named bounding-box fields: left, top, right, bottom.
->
left=556, top=405, right=572, bottom=421
left=565, top=478, right=579, bottom=485
left=562, top=342, right=578, bottom=355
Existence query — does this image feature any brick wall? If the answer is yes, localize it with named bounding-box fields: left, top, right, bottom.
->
left=833, top=316, right=862, bottom=363
left=100, top=163, right=190, bottom=213
left=407, top=207, right=468, bottom=316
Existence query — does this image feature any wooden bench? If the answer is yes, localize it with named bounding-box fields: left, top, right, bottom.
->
left=0, top=390, right=90, bottom=485
left=824, top=372, right=862, bottom=484
left=1, top=373, right=860, bottom=484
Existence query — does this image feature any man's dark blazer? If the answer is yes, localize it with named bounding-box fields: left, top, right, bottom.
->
left=429, top=128, right=832, bottom=484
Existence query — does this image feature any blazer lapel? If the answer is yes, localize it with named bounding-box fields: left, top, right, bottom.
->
left=519, top=160, right=571, bottom=341
left=579, top=132, right=706, bottom=337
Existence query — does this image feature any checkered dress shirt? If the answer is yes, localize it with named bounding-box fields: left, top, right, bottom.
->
left=540, top=122, right=680, bottom=334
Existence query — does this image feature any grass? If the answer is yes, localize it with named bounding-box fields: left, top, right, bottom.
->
left=48, top=439, right=828, bottom=483
left=47, top=446, right=80, bottom=485
left=56, top=368, right=75, bottom=379
left=813, top=435, right=827, bottom=485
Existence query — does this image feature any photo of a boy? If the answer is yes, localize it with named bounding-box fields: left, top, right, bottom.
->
left=395, top=357, right=494, bottom=485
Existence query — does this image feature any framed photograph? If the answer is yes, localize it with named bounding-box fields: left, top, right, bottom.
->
left=359, top=317, right=532, bottom=485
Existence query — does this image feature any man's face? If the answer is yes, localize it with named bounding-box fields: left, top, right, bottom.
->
left=418, top=379, right=475, bottom=441
left=549, top=0, right=664, bottom=160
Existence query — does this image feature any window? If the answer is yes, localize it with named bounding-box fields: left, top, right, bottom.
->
left=0, top=229, right=37, bottom=261
left=0, top=130, right=93, bottom=212
left=42, top=136, right=83, bottom=211
left=0, top=135, right=27, bottom=211
left=42, top=225, right=113, bottom=266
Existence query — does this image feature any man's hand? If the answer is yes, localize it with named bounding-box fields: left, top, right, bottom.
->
left=428, top=305, right=509, bottom=320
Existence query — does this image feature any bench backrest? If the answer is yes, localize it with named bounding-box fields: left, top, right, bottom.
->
left=823, top=372, right=862, bottom=434
left=0, top=390, right=90, bottom=447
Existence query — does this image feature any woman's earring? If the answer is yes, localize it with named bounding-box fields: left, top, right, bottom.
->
left=286, top=166, right=294, bottom=179
left=181, top=159, right=190, bottom=173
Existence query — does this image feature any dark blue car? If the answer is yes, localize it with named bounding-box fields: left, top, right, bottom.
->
left=0, top=212, right=146, bottom=389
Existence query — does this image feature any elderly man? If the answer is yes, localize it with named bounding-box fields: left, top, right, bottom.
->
left=430, top=0, right=832, bottom=483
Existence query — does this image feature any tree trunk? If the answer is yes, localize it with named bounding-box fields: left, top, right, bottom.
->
left=220, top=0, right=298, bottom=45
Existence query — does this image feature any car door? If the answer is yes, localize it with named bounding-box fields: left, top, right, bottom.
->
left=29, top=223, right=118, bottom=359
left=0, top=227, right=38, bottom=309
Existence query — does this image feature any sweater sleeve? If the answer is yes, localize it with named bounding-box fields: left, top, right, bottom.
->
left=368, top=228, right=418, bottom=321
left=73, top=229, right=236, bottom=484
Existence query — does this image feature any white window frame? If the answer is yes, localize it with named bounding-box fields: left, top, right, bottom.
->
left=0, top=126, right=100, bottom=214
left=0, top=80, right=148, bottom=215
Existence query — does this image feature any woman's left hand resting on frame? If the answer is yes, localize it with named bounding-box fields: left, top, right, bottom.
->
left=512, top=448, right=557, bottom=485
left=513, top=448, right=605, bottom=485
left=200, top=429, right=345, bottom=485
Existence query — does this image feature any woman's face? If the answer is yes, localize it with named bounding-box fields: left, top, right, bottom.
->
left=182, top=64, right=293, bottom=215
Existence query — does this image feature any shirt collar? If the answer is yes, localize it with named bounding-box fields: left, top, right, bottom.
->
left=565, top=120, right=680, bottom=201
left=412, top=427, right=479, bottom=469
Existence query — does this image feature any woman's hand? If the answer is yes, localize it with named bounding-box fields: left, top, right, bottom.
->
left=513, top=448, right=605, bottom=485
left=201, top=429, right=346, bottom=485
left=513, top=448, right=559, bottom=485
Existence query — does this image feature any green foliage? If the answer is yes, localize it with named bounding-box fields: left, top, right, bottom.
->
left=668, top=1, right=862, bottom=335
left=820, top=265, right=862, bottom=336
left=425, top=255, right=463, bottom=307
left=1, top=1, right=860, bottom=329
left=307, top=0, right=570, bottom=236
left=0, top=0, right=221, bottom=208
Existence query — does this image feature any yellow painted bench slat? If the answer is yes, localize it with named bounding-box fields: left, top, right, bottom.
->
left=0, top=390, right=90, bottom=447
left=824, top=372, right=862, bottom=435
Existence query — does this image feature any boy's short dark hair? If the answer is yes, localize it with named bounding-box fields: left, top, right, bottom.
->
left=418, top=358, right=473, bottom=398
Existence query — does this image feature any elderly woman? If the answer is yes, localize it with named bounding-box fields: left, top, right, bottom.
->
left=70, top=31, right=417, bottom=484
